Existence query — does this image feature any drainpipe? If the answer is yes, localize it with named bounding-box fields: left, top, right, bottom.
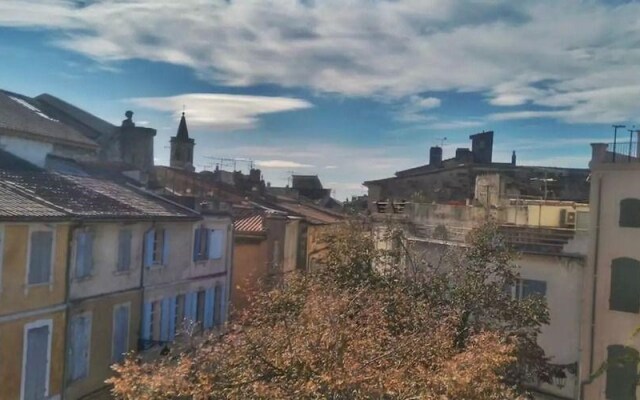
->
left=580, top=174, right=603, bottom=399
left=61, top=220, right=81, bottom=400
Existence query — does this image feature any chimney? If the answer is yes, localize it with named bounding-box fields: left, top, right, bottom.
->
left=469, top=131, right=494, bottom=164
left=511, top=150, right=516, bottom=166
left=590, top=143, right=609, bottom=167
left=429, top=146, right=443, bottom=168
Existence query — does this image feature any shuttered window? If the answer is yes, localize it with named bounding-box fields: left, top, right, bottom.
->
left=28, top=230, right=53, bottom=285
left=214, top=285, right=223, bottom=326
left=507, top=279, right=547, bottom=300
left=204, top=288, right=214, bottom=329
left=620, top=198, right=640, bottom=228
left=606, top=345, right=639, bottom=400
left=610, top=257, right=640, bottom=313
left=144, top=228, right=169, bottom=267
left=112, top=304, right=130, bottom=363
left=116, top=229, right=132, bottom=272
left=196, top=290, right=206, bottom=324
left=74, top=229, right=93, bottom=279
left=69, top=314, right=91, bottom=382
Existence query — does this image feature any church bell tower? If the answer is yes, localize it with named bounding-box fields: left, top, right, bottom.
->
left=169, top=112, right=195, bottom=171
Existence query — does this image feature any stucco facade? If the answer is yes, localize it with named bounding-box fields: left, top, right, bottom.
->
left=0, top=223, right=70, bottom=400
left=580, top=153, right=640, bottom=400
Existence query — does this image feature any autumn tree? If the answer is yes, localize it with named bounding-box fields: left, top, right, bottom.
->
left=109, top=221, right=547, bottom=399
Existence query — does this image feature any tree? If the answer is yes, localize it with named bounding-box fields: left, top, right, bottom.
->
left=109, top=221, right=547, bottom=399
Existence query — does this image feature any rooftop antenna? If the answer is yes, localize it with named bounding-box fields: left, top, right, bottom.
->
left=612, top=124, right=626, bottom=162
left=437, top=137, right=447, bottom=147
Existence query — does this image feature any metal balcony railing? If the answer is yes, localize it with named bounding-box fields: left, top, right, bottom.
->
left=608, top=141, right=640, bottom=163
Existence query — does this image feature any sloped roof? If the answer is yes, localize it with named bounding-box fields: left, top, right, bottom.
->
left=233, top=209, right=265, bottom=233
left=292, top=175, right=323, bottom=190
left=0, top=90, right=98, bottom=148
left=35, top=93, right=118, bottom=142
left=0, top=170, right=199, bottom=221
left=0, top=184, right=66, bottom=220
left=272, top=196, right=343, bottom=225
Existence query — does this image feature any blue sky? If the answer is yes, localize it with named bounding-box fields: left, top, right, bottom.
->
left=1, top=1, right=639, bottom=199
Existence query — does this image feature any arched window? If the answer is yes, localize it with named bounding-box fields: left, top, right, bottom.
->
left=619, top=198, right=640, bottom=227
left=606, top=345, right=639, bottom=400
left=610, top=257, right=640, bottom=313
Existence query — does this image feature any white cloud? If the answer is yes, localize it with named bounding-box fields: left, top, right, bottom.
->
left=427, top=119, right=485, bottom=130
left=129, top=93, right=312, bottom=130
left=2, top=1, right=640, bottom=123
left=256, top=160, right=314, bottom=169
left=395, top=95, right=441, bottom=123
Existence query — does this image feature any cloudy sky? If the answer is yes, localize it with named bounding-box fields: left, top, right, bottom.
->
left=1, top=0, right=638, bottom=199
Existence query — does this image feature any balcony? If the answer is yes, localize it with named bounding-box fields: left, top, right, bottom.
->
left=592, top=141, right=640, bottom=165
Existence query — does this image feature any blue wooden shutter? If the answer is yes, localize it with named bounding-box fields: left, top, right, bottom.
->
left=219, top=284, right=227, bottom=325
left=162, top=229, right=170, bottom=266
left=112, top=305, right=129, bottom=363
left=143, top=230, right=154, bottom=268
left=193, top=227, right=201, bottom=261
left=85, top=230, right=94, bottom=276
left=160, top=298, right=171, bottom=341
left=185, top=292, right=197, bottom=322
left=74, top=230, right=86, bottom=278
left=168, top=297, right=177, bottom=341
left=70, top=315, right=90, bottom=381
left=117, top=230, right=132, bottom=271
left=24, top=324, right=50, bottom=399
left=204, top=288, right=214, bottom=329
left=142, top=302, right=152, bottom=340
left=208, top=230, right=224, bottom=259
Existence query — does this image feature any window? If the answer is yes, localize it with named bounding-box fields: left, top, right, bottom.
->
left=184, top=292, right=197, bottom=323
left=606, top=345, right=639, bottom=400
left=112, top=304, right=130, bottom=363
left=116, top=229, right=132, bottom=272
left=28, top=230, right=53, bottom=285
left=68, top=314, right=91, bottom=382
left=193, top=226, right=209, bottom=261
left=610, top=257, right=640, bottom=313
left=204, top=288, right=214, bottom=330
left=21, top=320, right=52, bottom=400
left=159, top=297, right=176, bottom=342
left=144, top=228, right=168, bottom=267
left=506, top=279, right=547, bottom=300
left=74, top=228, right=93, bottom=279
left=620, top=198, right=640, bottom=227
left=194, top=227, right=225, bottom=261
left=151, top=301, right=161, bottom=341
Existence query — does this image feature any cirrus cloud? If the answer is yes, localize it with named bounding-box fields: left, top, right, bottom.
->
left=129, top=93, right=313, bottom=131
left=2, top=0, right=640, bottom=124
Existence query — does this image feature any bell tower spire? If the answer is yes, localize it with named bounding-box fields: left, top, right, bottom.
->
left=170, top=112, right=195, bottom=171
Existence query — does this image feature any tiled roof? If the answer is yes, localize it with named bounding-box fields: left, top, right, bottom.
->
left=234, top=209, right=265, bottom=233
left=0, top=90, right=98, bottom=148
left=0, top=170, right=200, bottom=221
left=271, top=196, right=344, bottom=225
left=0, top=184, right=65, bottom=220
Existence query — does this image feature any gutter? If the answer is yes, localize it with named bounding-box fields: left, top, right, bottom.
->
left=61, top=220, right=81, bottom=400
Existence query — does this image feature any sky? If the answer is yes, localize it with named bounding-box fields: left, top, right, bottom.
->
left=1, top=0, right=639, bottom=200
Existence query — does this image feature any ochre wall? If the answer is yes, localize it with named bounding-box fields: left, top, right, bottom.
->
left=0, top=223, right=69, bottom=316
left=0, top=310, right=66, bottom=399
left=65, top=289, right=141, bottom=400
left=231, top=235, right=267, bottom=313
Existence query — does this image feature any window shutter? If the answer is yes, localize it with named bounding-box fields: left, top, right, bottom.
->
left=112, top=305, right=129, bottom=363
left=143, top=230, right=154, bottom=268
left=204, top=288, right=214, bottom=329
left=162, top=229, right=170, bottom=266
left=29, top=231, right=53, bottom=284
left=85, top=229, right=94, bottom=276
left=168, top=296, right=177, bottom=341
left=219, top=284, right=226, bottom=325
left=185, top=292, right=198, bottom=322
left=208, top=230, right=224, bottom=259
left=142, top=302, right=152, bottom=340
left=69, top=315, right=91, bottom=381
left=610, top=258, right=640, bottom=313
left=117, top=229, right=132, bottom=272
left=160, top=298, right=171, bottom=341
left=606, top=345, right=639, bottom=400
left=193, top=228, right=201, bottom=261
left=620, top=198, right=640, bottom=227
left=24, top=325, right=50, bottom=400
